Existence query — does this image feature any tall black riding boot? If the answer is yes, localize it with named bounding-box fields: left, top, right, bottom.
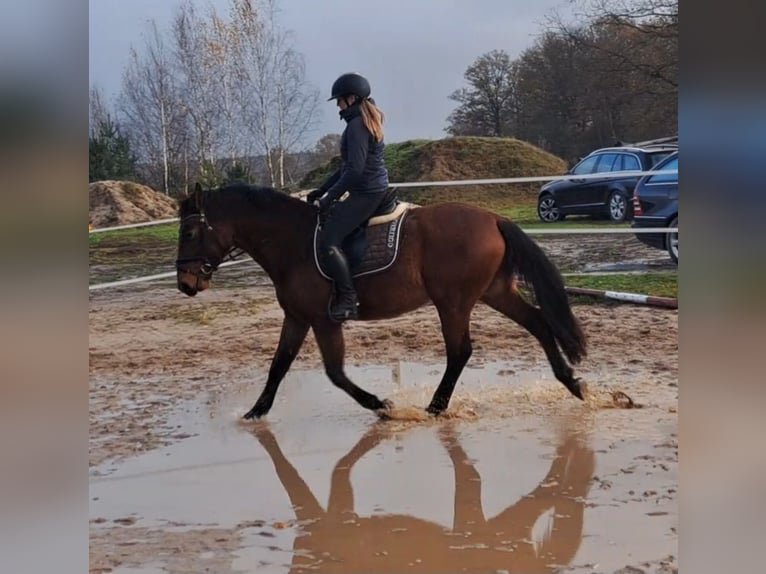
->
left=323, top=246, right=359, bottom=322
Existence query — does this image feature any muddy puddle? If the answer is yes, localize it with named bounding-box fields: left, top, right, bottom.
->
left=90, top=361, right=677, bottom=573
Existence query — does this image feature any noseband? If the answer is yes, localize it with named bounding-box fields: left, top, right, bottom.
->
left=175, top=213, right=222, bottom=281
left=175, top=209, right=244, bottom=290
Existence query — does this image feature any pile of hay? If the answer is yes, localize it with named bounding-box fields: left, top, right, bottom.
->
left=89, top=180, right=178, bottom=229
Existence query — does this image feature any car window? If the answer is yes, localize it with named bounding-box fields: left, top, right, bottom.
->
left=623, top=154, right=641, bottom=171
left=646, top=157, right=678, bottom=184
left=571, top=155, right=600, bottom=175
left=594, top=153, right=620, bottom=173
left=648, top=152, right=673, bottom=167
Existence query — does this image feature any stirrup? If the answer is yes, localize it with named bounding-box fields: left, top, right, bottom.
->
left=328, top=298, right=359, bottom=323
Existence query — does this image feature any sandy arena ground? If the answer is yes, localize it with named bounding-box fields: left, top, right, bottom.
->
left=89, top=260, right=677, bottom=574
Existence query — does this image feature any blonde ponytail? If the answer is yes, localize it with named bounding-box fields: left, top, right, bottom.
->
left=359, top=99, right=385, bottom=142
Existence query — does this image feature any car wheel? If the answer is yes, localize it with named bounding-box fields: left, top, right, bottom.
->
left=537, top=194, right=562, bottom=222
left=666, top=216, right=678, bottom=264
left=607, top=191, right=628, bottom=222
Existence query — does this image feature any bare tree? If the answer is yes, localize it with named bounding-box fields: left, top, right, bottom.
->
left=513, top=33, right=590, bottom=161
left=172, top=1, right=221, bottom=169
left=118, top=21, right=183, bottom=195
left=442, top=0, right=678, bottom=161
left=551, top=0, right=677, bottom=90
left=113, top=0, right=320, bottom=192
left=228, top=0, right=319, bottom=188
left=313, top=133, right=342, bottom=163
left=546, top=0, right=677, bottom=150
left=445, top=50, right=519, bottom=137
left=207, top=9, right=249, bottom=166
left=272, top=43, right=320, bottom=187
left=89, top=85, right=111, bottom=137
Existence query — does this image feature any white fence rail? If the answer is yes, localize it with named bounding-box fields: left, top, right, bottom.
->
left=88, top=169, right=677, bottom=234
left=89, top=169, right=678, bottom=293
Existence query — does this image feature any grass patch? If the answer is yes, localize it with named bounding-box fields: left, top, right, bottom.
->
left=89, top=222, right=180, bottom=286
left=521, top=218, right=630, bottom=230
left=493, top=203, right=539, bottom=224
left=492, top=202, right=631, bottom=229
left=384, top=139, right=431, bottom=178
left=564, top=272, right=677, bottom=299
left=89, top=222, right=179, bottom=249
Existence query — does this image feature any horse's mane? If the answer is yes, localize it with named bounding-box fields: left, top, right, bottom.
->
left=179, top=182, right=311, bottom=218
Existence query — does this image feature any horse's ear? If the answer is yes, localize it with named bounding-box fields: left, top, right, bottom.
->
left=179, top=187, right=189, bottom=200
left=194, top=182, right=203, bottom=194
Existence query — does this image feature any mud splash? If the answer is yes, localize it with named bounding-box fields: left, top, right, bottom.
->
left=300, top=360, right=642, bottom=428
left=377, top=382, right=639, bottom=424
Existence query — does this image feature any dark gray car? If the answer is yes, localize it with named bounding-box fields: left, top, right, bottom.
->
left=631, top=151, right=679, bottom=264
left=537, top=140, right=677, bottom=223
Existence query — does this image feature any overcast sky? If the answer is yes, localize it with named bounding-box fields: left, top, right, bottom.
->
left=89, top=0, right=572, bottom=144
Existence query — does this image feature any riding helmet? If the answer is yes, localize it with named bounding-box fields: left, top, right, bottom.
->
left=328, top=72, right=371, bottom=101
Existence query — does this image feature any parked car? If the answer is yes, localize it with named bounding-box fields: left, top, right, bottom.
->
left=631, top=151, right=678, bottom=264
left=537, top=138, right=677, bottom=223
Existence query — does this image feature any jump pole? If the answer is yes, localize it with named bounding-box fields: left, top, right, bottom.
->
left=564, top=286, right=677, bottom=309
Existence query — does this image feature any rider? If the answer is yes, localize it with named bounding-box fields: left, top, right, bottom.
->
left=307, top=73, right=390, bottom=323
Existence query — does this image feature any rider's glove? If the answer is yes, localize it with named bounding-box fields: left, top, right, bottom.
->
left=306, top=188, right=324, bottom=203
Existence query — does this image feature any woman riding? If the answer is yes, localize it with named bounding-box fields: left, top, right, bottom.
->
left=307, top=72, right=390, bottom=323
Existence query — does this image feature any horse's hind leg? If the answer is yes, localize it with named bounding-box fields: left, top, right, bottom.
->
left=427, top=307, right=473, bottom=415
left=313, top=322, right=391, bottom=413
left=482, top=280, right=584, bottom=399
left=244, top=313, right=310, bottom=419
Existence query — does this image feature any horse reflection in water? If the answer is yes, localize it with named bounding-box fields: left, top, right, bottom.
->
left=251, top=423, right=595, bottom=573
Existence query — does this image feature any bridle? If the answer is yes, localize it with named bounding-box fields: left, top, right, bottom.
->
left=175, top=211, right=241, bottom=284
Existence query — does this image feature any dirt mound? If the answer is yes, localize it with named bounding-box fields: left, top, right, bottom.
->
left=89, top=180, right=178, bottom=229
left=299, top=136, right=567, bottom=209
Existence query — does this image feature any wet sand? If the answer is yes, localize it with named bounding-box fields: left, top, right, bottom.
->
left=89, top=278, right=677, bottom=573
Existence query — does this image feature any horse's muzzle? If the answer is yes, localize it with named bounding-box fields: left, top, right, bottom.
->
left=177, top=269, right=210, bottom=296
left=177, top=278, right=198, bottom=297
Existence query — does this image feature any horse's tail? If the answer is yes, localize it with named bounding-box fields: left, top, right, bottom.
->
left=496, top=218, right=587, bottom=364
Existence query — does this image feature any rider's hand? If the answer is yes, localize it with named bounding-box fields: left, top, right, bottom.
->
left=306, top=188, right=323, bottom=203
left=315, top=195, right=332, bottom=213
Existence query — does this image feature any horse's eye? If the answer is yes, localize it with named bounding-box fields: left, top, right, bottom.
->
left=181, top=228, right=196, bottom=240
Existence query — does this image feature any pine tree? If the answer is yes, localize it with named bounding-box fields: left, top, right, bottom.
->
left=89, top=117, right=137, bottom=182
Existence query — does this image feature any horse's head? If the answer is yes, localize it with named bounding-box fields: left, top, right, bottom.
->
left=175, top=183, right=232, bottom=297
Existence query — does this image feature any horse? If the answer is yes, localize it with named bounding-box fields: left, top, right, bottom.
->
left=175, top=182, right=588, bottom=419
left=251, top=421, right=595, bottom=572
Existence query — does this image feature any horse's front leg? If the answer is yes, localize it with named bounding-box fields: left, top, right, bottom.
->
left=438, top=425, right=486, bottom=532
left=243, top=313, right=310, bottom=419
left=313, top=322, right=393, bottom=414
left=327, top=424, right=394, bottom=519
left=251, top=422, right=325, bottom=521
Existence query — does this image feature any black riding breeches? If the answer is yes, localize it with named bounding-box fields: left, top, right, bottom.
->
left=318, top=191, right=387, bottom=251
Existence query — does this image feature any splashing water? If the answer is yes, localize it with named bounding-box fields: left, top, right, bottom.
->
left=374, top=377, right=639, bottom=430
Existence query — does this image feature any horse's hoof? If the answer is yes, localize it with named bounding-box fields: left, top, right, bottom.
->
left=375, top=399, right=394, bottom=420
left=425, top=405, right=444, bottom=417
left=570, top=378, right=585, bottom=401
left=243, top=404, right=267, bottom=420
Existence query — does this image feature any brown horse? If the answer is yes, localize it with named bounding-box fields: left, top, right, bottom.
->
left=251, top=421, right=595, bottom=573
left=175, top=183, right=587, bottom=419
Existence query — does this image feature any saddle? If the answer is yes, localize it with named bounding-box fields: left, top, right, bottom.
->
left=313, top=188, right=418, bottom=279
